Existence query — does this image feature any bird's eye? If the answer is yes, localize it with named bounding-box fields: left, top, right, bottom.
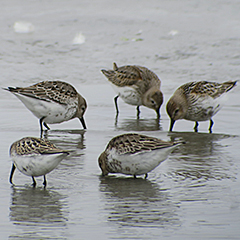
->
left=81, top=107, right=85, bottom=112
left=151, top=100, right=155, bottom=105
left=174, top=109, right=179, bottom=115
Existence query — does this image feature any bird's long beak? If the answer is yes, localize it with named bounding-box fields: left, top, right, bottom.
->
left=79, top=117, right=87, bottom=129
left=156, top=109, right=160, bottom=119
left=169, top=118, right=175, bottom=132
left=9, top=163, right=16, bottom=185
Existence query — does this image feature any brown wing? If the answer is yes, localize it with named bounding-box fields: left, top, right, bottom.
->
left=6, top=80, right=78, bottom=104
left=136, top=66, right=161, bottom=88
left=10, top=137, right=69, bottom=156
left=106, top=133, right=176, bottom=155
left=101, top=63, right=143, bottom=87
left=181, top=80, right=237, bottom=99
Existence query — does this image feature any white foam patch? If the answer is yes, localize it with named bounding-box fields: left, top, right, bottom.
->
left=13, top=21, right=35, bottom=33
left=72, top=32, right=86, bottom=44
left=168, top=30, right=179, bottom=36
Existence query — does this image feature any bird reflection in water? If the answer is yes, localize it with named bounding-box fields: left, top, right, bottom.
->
left=99, top=177, right=180, bottom=228
left=166, top=132, right=235, bottom=181
left=42, top=129, right=86, bottom=150
left=115, top=116, right=162, bottom=132
left=9, top=187, right=68, bottom=239
left=43, top=129, right=86, bottom=173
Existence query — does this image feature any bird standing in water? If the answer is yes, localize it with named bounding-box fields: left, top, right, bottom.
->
left=166, top=80, right=237, bottom=132
left=4, top=80, right=87, bottom=132
left=9, top=137, right=69, bottom=187
left=101, top=63, right=163, bottom=118
left=98, top=133, right=182, bottom=178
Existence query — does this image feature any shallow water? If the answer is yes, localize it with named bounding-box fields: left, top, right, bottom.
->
left=1, top=0, right=240, bottom=239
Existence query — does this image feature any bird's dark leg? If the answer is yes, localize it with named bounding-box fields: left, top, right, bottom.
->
left=115, top=114, right=119, bottom=126
left=43, top=122, right=50, bottom=130
left=136, top=106, right=140, bottom=118
left=114, top=95, right=119, bottom=116
left=144, top=173, right=148, bottom=179
left=43, top=175, right=47, bottom=188
left=9, top=163, right=16, bottom=185
left=40, top=117, right=50, bottom=132
left=209, top=119, right=214, bottom=133
left=40, top=117, right=44, bottom=132
left=194, top=121, right=199, bottom=132
left=133, top=174, right=137, bottom=179
left=32, top=176, right=36, bottom=188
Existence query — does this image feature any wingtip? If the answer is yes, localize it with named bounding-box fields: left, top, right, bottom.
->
left=2, top=87, right=17, bottom=92
left=2, top=87, right=10, bottom=91
left=113, top=62, right=118, bottom=70
left=173, top=140, right=186, bottom=146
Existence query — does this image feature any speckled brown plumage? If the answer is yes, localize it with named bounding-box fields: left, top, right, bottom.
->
left=105, top=133, right=176, bottom=155
left=167, top=80, right=237, bottom=132
left=6, top=80, right=79, bottom=105
left=10, top=137, right=69, bottom=156
left=180, top=81, right=236, bottom=99
left=4, top=80, right=87, bottom=131
left=101, top=63, right=163, bottom=117
left=98, top=133, right=181, bottom=178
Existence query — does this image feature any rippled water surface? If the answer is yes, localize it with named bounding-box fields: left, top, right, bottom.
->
left=1, top=0, right=240, bottom=239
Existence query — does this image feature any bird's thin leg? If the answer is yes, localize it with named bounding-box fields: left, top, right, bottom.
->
left=194, top=121, right=199, bottom=132
left=39, top=117, right=44, bottom=132
left=9, top=163, right=16, bottom=185
left=209, top=119, right=214, bottom=133
left=114, top=95, right=119, bottom=115
left=144, top=173, right=148, bottom=179
left=43, top=122, right=50, bottom=130
left=32, top=176, right=36, bottom=188
left=115, top=114, right=119, bottom=126
left=43, top=175, right=47, bottom=188
left=133, top=174, right=137, bottom=179
left=136, top=106, right=140, bottom=118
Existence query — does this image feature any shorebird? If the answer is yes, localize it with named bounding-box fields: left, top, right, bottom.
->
left=101, top=63, right=163, bottom=118
left=4, top=80, right=87, bottom=131
left=98, top=133, right=182, bottom=178
left=166, top=80, right=237, bottom=133
left=9, top=137, right=69, bottom=187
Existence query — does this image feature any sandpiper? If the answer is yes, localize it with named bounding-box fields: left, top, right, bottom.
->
left=98, top=133, right=182, bottom=178
left=9, top=137, right=69, bottom=187
left=4, top=80, right=87, bottom=131
left=166, top=80, right=237, bottom=133
left=101, top=63, right=163, bottom=118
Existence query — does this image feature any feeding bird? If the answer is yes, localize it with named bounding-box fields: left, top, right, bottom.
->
left=9, top=137, right=69, bottom=187
left=166, top=80, right=237, bottom=132
left=4, top=80, right=87, bottom=131
left=101, top=63, right=163, bottom=118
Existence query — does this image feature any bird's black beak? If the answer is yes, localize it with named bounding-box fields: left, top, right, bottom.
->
left=169, top=118, right=175, bottom=132
left=79, top=117, right=87, bottom=129
left=156, top=109, right=160, bottom=119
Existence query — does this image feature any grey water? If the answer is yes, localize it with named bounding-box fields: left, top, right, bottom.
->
left=0, top=0, right=240, bottom=239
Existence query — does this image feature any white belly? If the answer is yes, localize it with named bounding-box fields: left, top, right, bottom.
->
left=108, top=147, right=175, bottom=176
left=186, top=95, right=225, bottom=121
left=14, top=93, right=77, bottom=124
left=13, top=153, right=68, bottom=177
left=111, top=84, right=142, bottom=106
